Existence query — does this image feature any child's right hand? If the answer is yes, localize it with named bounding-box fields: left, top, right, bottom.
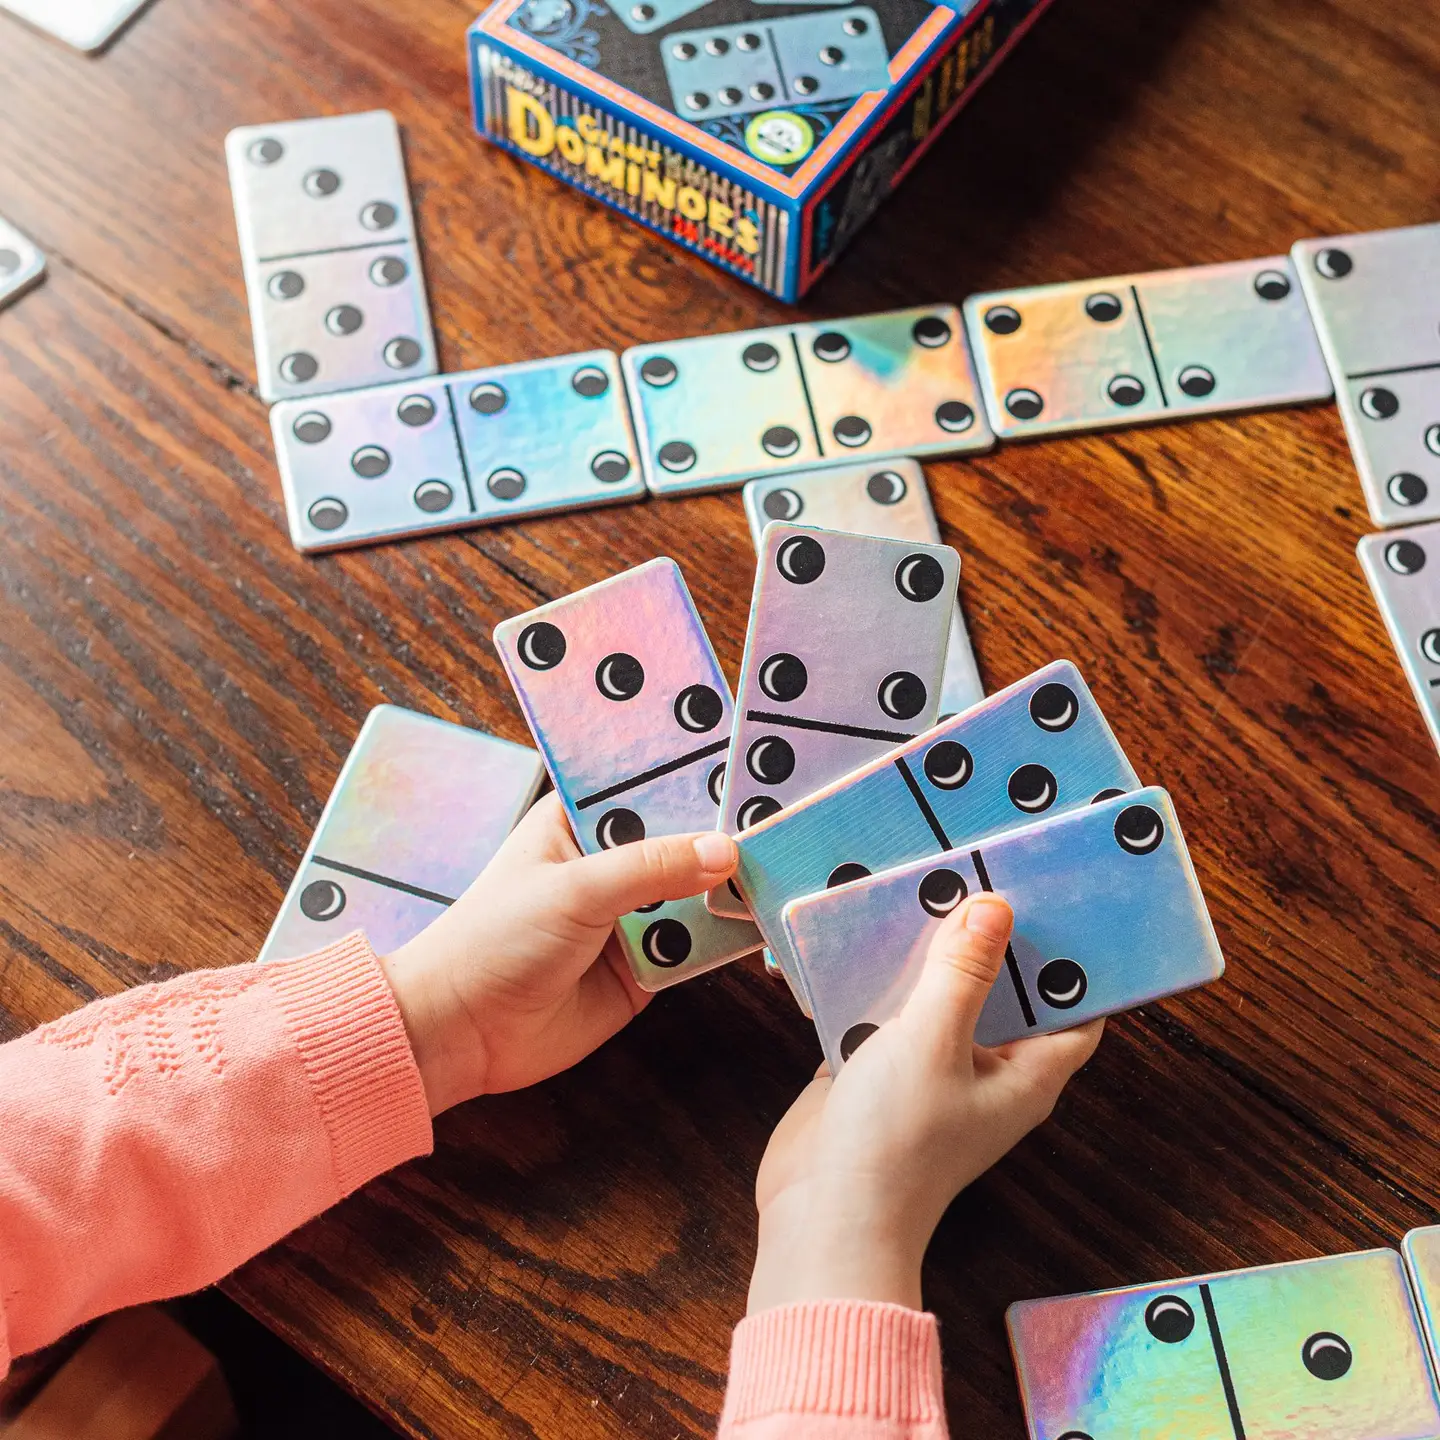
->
left=746, top=894, right=1104, bottom=1314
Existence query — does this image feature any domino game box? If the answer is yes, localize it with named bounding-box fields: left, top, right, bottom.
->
left=468, top=0, right=1055, bottom=300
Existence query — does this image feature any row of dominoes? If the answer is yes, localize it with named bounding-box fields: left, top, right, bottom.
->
left=1009, top=1227, right=1440, bottom=1440
left=221, top=114, right=1440, bottom=540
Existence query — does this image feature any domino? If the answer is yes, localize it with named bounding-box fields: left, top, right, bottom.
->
left=622, top=305, right=995, bottom=497
left=1294, top=224, right=1440, bottom=527
left=1008, top=1249, right=1440, bottom=1440
left=0, top=215, right=45, bottom=312
left=742, top=460, right=985, bottom=718
left=605, top=0, right=710, bottom=35
left=662, top=8, right=889, bottom=121
left=782, top=787, right=1223, bottom=1062
left=964, top=255, right=1332, bottom=439
left=707, top=523, right=957, bottom=920
left=226, top=111, right=437, bottom=403
left=1403, top=1228, right=1440, bottom=1373
left=1356, top=522, right=1440, bottom=753
left=494, top=559, right=763, bottom=989
left=731, top=660, right=1140, bottom=1004
left=0, top=0, right=153, bottom=50
left=270, top=350, right=644, bottom=551
left=259, top=706, right=544, bottom=963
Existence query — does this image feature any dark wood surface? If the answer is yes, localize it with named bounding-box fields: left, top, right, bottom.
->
left=2, top=0, right=1438, bottom=1434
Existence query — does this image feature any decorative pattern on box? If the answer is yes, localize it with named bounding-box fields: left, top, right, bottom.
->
left=469, top=0, right=1056, bottom=300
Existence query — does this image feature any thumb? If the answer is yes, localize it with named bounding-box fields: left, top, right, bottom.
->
left=563, top=830, right=738, bottom=927
left=903, top=893, right=1013, bottom=1060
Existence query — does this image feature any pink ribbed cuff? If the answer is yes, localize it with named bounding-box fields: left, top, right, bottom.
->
left=265, top=932, right=433, bottom=1197
left=722, top=1300, right=943, bottom=1425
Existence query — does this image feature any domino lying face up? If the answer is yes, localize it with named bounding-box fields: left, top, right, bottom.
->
left=622, top=304, right=994, bottom=496
left=1008, top=1248, right=1440, bottom=1440
left=730, top=661, right=1141, bottom=1006
left=260, top=705, right=545, bottom=962
left=495, top=559, right=762, bottom=989
left=782, top=787, right=1225, bottom=1064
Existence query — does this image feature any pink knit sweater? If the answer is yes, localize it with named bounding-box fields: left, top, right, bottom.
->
left=0, top=935, right=947, bottom=1437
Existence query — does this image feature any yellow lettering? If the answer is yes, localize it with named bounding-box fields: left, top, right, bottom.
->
left=607, top=132, right=626, bottom=154
left=576, top=114, right=601, bottom=143
left=938, top=54, right=958, bottom=111
left=734, top=217, right=761, bottom=255
left=677, top=185, right=707, bottom=221
left=707, top=197, right=734, bottom=237
left=554, top=125, right=586, bottom=164
left=642, top=171, right=677, bottom=209
left=912, top=76, right=934, bottom=141
left=506, top=88, right=554, bottom=158
left=626, top=162, right=641, bottom=196
left=586, top=144, right=626, bottom=186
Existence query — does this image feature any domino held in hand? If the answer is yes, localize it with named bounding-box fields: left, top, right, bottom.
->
left=495, top=559, right=762, bottom=989
left=731, top=660, right=1140, bottom=1006
left=782, top=786, right=1224, bottom=1065
left=260, top=706, right=544, bottom=962
left=742, top=460, right=985, bottom=719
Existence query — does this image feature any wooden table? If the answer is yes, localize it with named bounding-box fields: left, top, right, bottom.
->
left=1, top=0, right=1437, bottom=1434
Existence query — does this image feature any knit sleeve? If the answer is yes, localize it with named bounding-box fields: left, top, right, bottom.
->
left=0, top=932, right=432, bottom=1372
left=717, top=1300, right=949, bottom=1440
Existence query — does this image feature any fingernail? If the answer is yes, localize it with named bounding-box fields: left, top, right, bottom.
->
left=964, top=895, right=1012, bottom=940
left=693, top=831, right=736, bottom=871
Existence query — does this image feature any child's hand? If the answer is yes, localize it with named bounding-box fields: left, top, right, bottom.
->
left=380, top=793, right=738, bottom=1115
left=746, top=894, right=1103, bottom=1314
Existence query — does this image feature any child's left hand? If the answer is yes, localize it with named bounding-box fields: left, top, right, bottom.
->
left=379, top=793, right=738, bottom=1115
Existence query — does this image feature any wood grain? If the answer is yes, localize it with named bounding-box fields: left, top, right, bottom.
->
left=1, top=0, right=1438, bottom=1434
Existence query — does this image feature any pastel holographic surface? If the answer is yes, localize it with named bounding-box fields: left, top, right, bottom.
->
left=1009, top=1249, right=1440, bottom=1440
left=260, top=706, right=544, bottom=962
left=1294, top=224, right=1440, bottom=527
left=1357, top=522, right=1440, bottom=753
left=272, top=350, right=643, bottom=551
left=741, top=460, right=985, bottom=717
left=622, top=305, right=994, bottom=496
left=783, top=786, right=1224, bottom=1063
left=226, top=111, right=437, bottom=403
left=495, top=560, right=762, bottom=988
left=719, top=522, right=957, bottom=829
left=1402, top=1228, right=1440, bottom=1369
left=731, top=660, right=1140, bottom=1002
left=708, top=522, right=956, bottom=922
left=794, top=308, right=992, bottom=457
left=964, top=255, right=1331, bottom=440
